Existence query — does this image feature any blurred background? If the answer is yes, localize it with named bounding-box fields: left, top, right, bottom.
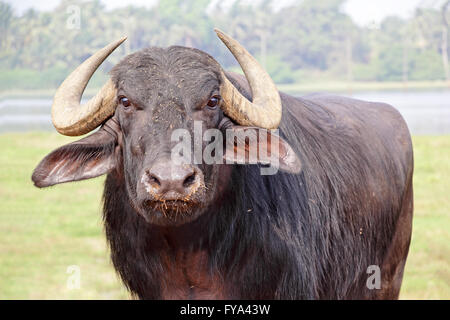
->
left=0, top=0, right=448, bottom=299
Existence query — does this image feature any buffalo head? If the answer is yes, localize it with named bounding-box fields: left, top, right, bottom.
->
left=32, top=29, right=301, bottom=226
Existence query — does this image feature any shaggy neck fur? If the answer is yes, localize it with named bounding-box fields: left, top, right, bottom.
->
left=102, top=87, right=410, bottom=299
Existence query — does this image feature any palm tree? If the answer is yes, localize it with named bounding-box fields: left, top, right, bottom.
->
left=0, top=1, right=13, bottom=50
left=441, top=1, right=450, bottom=82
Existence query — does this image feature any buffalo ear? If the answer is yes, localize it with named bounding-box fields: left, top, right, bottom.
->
left=32, top=125, right=120, bottom=188
left=223, top=126, right=302, bottom=174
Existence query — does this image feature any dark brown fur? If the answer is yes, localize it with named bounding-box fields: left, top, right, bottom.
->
left=33, top=46, right=414, bottom=299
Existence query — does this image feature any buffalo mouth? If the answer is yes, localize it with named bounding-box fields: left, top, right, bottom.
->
left=143, top=199, right=203, bottom=221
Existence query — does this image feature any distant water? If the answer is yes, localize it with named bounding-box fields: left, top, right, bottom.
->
left=0, top=90, right=449, bottom=134
left=0, top=98, right=53, bottom=132
left=346, top=90, right=450, bottom=135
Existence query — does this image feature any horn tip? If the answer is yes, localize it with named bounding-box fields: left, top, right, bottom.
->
left=214, top=28, right=226, bottom=38
left=214, top=28, right=233, bottom=47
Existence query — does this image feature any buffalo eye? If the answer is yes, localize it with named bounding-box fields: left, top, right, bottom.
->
left=119, top=96, right=131, bottom=108
left=206, top=95, right=221, bottom=109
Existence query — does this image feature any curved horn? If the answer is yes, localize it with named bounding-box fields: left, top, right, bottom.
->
left=51, top=37, right=127, bottom=136
left=215, top=29, right=281, bottom=129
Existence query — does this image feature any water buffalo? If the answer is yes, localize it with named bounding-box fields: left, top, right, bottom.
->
left=32, top=29, right=414, bottom=299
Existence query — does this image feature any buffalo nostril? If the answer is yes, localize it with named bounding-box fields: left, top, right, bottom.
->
left=183, top=172, right=196, bottom=188
left=151, top=175, right=161, bottom=186
left=146, top=172, right=161, bottom=188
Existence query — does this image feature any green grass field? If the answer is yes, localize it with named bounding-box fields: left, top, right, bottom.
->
left=0, top=133, right=448, bottom=299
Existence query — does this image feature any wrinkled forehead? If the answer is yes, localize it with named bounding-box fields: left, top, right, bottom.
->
left=110, top=46, right=222, bottom=106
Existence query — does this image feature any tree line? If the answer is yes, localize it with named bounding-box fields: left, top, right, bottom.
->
left=0, top=0, right=449, bottom=90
